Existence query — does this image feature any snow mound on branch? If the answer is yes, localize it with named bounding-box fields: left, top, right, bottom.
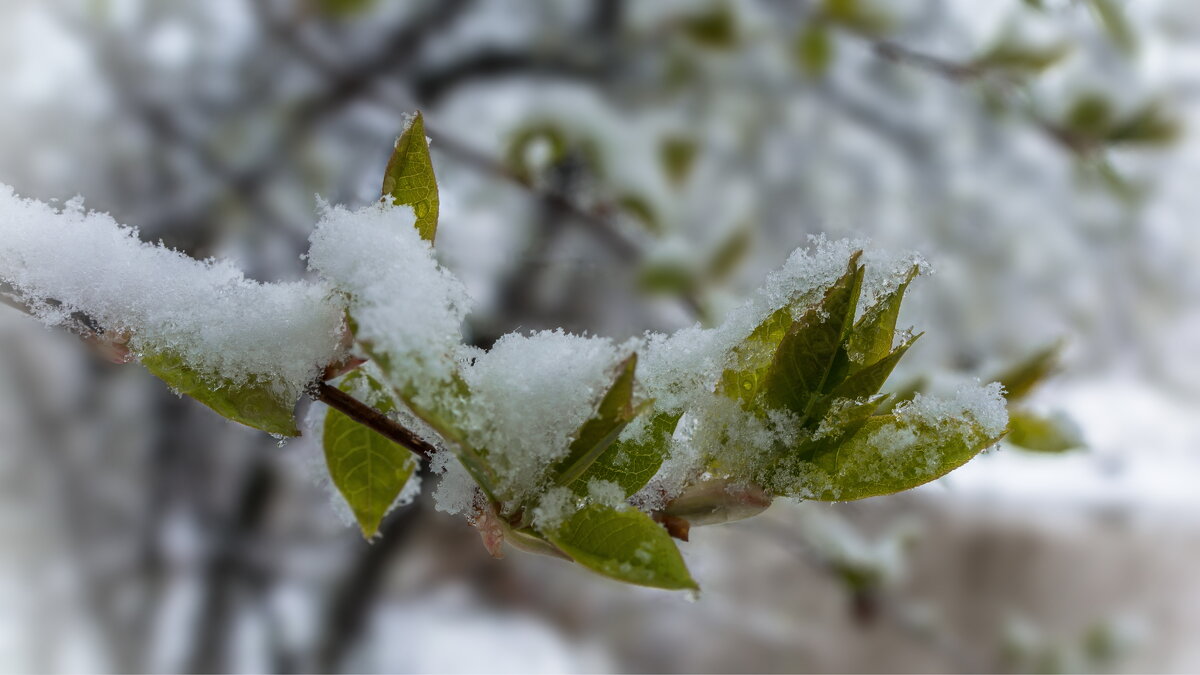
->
left=0, top=185, right=344, bottom=401
left=307, top=200, right=472, bottom=390
left=459, top=329, right=631, bottom=502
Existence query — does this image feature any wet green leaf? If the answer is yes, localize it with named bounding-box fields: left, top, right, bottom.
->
left=141, top=351, right=298, bottom=436
left=382, top=111, right=439, bottom=242
left=544, top=503, right=698, bottom=590
left=323, top=371, right=418, bottom=537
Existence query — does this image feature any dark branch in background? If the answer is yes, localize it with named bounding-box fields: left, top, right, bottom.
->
left=259, top=5, right=708, bottom=322
left=872, top=39, right=982, bottom=80
left=744, top=518, right=985, bottom=673
left=413, top=50, right=601, bottom=105
left=859, top=34, right=1098, bottom=155
left=314, top=381, right=438, bottom=461
left=312, top=490, right=426, bottom=672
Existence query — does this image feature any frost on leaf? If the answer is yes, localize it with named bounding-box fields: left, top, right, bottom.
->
left=547, top=354, right=649, bottom=493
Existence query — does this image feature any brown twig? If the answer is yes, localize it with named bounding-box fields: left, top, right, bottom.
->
left=314, top=381, right=438, bottom=461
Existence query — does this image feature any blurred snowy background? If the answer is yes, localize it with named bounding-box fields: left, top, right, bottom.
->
left=2, top=0, right=1200, bottom=672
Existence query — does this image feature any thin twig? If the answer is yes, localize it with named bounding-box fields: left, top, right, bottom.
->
left=314, top=381, right=438, bottom=461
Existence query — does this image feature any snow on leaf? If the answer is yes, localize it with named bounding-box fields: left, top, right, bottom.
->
left=382, top=111, right=439, bottom=242
left=543, top=503, right=697, bottom=591
left=762, top=252, right=864, bottom=421
left=549, top=354, right=643, bottom=489
left=775, top=383, right=1008, bottom=500
left=813, top=333, right=921, bottom=421
left=718, top=305, right=793, bottom=406
left=141, top=350, right=299, bottom=437
left=846, top=264, right=918, bottom=369
left=568, top=410, right=682, bottom=499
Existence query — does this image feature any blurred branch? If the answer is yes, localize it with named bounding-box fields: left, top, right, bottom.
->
left=857, top=34, right=1102, bottom=155
left=312, top=495, right=426, bottom=672
left=414, top=49, right=602, bottom=105
left=744, top=517, right=986, bottom=673
left=262, top=8, right=709, bottom=321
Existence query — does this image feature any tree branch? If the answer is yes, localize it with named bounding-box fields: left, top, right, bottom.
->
left=314, top=381, right=438, bottom=461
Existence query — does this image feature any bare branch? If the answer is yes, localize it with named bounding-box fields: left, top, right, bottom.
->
left=314, top=381, right=438, bottom=461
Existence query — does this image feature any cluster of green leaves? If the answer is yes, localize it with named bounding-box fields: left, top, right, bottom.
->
left=699, top=254, right=1005, bottom=502
left=133, top=115, right=1019, bottom=592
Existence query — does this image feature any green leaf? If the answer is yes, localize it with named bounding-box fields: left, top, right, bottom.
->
left=543, top=503, right=697, bottom=590
left=971, top=40, right=1070, bottom=73
left=679, top=3, right=738, bottom=49
left=315, top=0, right=375, bottom=17
left=382, top=111, right=439, bottom=242
left=793, top=412, right=1003, bottom=501
left=718, top=305, right=793, bottom=405
left=1065, top=93, right=1115, bottom=142
left=846, top=265, right=917, bottom=369
left=616, top=193, right=661, bottom=234
left=1086, top=0, right=1135, bottom=53
left=140, top=351, right=298, bottom=436
left=660, top=135, right=699, bottom=188
left=1007, top=409, right=1083, bottom=453
left=568, top=411, right=682, bottom=498
left=550, top=355, right=642, bottom=489
left=706, top=223, right=752, bottom=283
left=807, top=335, right=918, bottom=424
left=823, top=0, right=892, bottom=35
left=761, top=253, right=864, bottom=420
left=795, top=23, right=834, bottom=78
left=1107, top=101, right=1180, bottom=146
left=638, top=261, right=695, bottom=296
left=831, top=334, right=920, bottom=401
left=876, top=376, right=925, bottom=415
left=506, top=124, right=569, bottom=182
left=323, top=372, right=418, bottom=538
left=992, top=340, right=1063, bottom=403
left=802, top=395, right=886, bottom=473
